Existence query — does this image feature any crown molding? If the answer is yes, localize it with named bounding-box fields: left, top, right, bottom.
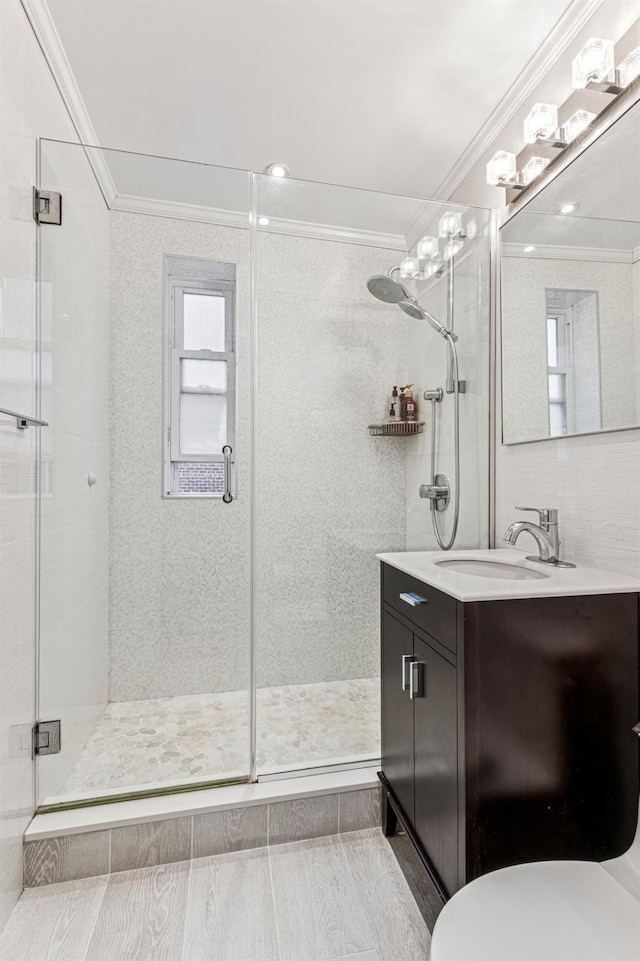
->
left=19, top=0, right=117, bottom=205
left=502, top=242, right=632, bottom=263
left=632, top=244, right=640, bottom=264
left=434, top=0, right=605, bottom=201
left=111, top=194, right=406, bottom=249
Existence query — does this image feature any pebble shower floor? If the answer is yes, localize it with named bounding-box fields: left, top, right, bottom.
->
left=57, top=678, right=380, bottom=800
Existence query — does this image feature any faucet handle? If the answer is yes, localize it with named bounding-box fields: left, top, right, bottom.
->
left=515, top=507, right=558, bottom=528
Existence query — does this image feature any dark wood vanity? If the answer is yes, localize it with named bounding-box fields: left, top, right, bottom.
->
left=379, top=560, right=640, bottom=900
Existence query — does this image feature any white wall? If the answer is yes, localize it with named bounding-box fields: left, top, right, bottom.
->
left=0, top=0, right=107, bottom=929
left=109, top=214, right=408, bottom=699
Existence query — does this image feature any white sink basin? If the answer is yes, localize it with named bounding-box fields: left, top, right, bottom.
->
left=435, top=558, right=549, bottom=581
left=376, top=549, right=640, bottom=602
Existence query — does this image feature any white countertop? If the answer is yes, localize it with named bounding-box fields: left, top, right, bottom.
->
left=376, top=548, right=640, bottom=602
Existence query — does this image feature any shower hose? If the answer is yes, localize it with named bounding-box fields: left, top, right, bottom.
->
left=430, top=334, right=460, bottom=551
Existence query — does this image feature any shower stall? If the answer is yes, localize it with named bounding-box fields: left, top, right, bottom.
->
left=35, top=139, right=491, bottom=810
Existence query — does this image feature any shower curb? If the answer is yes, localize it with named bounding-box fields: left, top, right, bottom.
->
left=24, top=773, right=381, bottom=887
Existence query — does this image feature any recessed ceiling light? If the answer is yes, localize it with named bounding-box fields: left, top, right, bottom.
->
left=258, top=216, right=270, bottom=226
left=264, top=162, right=290, bottom=178
left=523, top=245, right=535, bottom=253
left=559, top=201, right=579, bottom=214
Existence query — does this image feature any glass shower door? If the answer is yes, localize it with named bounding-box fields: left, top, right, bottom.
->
left=252, top=174, right=491, bottom=777
left=36, top=140, right=253, bottom=808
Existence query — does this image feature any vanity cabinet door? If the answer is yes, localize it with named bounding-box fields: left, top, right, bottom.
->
left=413, top=634, right=458, bottom=895
left=381, top=609, right=415, bottom=822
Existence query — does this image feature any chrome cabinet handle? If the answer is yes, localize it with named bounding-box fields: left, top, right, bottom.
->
left=222, top=445, right=233, bottom=503
left=402, top=654, right=415, bottom=691
left=409, top=661, right=425, bottom=699
left=399, top=592, right=427, bottom=607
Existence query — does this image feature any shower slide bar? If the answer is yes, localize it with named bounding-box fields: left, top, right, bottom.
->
left=0, top=407, right=49, bottom=430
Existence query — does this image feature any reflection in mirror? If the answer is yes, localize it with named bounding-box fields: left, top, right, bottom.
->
left=500, top=93, right=640, bottom=445
left=545, top=289, right=600, bottom=436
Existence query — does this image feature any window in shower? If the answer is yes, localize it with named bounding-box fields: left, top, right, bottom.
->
left=164, top=256, right=236, bottom=496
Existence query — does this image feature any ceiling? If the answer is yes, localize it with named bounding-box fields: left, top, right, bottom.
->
left=46, top=0, right=579, bottom=201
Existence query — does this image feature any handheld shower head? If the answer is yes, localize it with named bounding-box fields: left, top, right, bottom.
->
left=398, top=300, right=458, bottom=341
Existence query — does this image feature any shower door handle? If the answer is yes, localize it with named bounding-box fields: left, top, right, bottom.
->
left=222, top=445, right=233, bottom=503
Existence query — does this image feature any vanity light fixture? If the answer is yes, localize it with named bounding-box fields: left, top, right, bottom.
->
left=421, top=261, right=445, bottom=279
left=524, top=103, right=559, bottom=143
left=443, top=238, right=464, bottom=260
left=264, top=162, right=290, bottom=178
left=572, top=38, right=615, bottom=88
left=486, top=17, right=640, bottom=195
left=400, top=257, right=420, bottom=279
left=563, top=108, right=596, bottom=141
left=258, top=216, right=270, bottom=226
left=465, top=218, right=477, bottom=240
left=417, top=235, right=439, bottom=259
left=619, top=46, right=640, bottom=87
left=438, top=211, right=463, bottom=238
left=521, top=156, right=550, bottom=185
left=558, top=201, right=579, bottom=215
left=486, top=150, right=524, bottom=189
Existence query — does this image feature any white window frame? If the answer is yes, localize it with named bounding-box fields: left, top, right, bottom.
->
left=546, top=309, right=575, bottom=437
left=164, top=269, right=236, bottom=498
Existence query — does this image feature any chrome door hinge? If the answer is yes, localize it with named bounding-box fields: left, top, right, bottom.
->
left=33, top=720, right=61, bottom=756
left=33, top=188, right=62, bottom=225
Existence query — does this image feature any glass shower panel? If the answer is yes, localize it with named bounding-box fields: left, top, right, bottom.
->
left=36, top=141, right=252, bottom=808
left=253, top=175, right=491, bottom=776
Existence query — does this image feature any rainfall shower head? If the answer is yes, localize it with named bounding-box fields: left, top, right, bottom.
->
left=366, top=273, right=410, bottom=304
left=398, top=300, right=458, bottom=341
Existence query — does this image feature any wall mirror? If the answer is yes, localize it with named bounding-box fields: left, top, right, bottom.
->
left=500, top=93, right=640, bottom=444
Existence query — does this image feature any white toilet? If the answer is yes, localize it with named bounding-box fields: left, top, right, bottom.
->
left=430, top=800, right=640, bottom=961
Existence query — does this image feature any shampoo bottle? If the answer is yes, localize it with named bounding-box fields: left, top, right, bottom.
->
left=404, top=385, right=418, bottom=422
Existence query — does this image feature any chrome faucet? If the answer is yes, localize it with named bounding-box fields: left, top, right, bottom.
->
left=503, top=507, right=576, bottom=568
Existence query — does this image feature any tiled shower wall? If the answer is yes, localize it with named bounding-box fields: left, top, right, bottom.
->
left=404, top=227, right=492, bottom=551
left=109, top=215, right=408, bottom=700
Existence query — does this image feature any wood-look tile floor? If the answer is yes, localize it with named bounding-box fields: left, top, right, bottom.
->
left=0, top=829, right=430, bottom=961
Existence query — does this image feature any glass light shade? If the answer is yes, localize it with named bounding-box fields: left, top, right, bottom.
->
left=438, top=211, right=462, bottom=237
left=572, top=38, right=614, bottom=88
left=420, top=261, right=443, bottom=279
left=417, top=235, right=439, bottom=259
left=521, top=156, right=550, bottom=185
left=486, top=150, right=516, bottom=186
left=400, top=257, right=420, bottom=279
left=465, top=218, right=477, bottom=240
left=523, top=103, right=558, bottom=143
left=443, top=239, right=464, bottom=260
left=563, top=109, right=596, bottom=141
left=619, top=47, right=640, bottom=87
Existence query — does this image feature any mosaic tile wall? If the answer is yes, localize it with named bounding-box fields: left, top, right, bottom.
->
left=109, top=215, right=407, bottom=699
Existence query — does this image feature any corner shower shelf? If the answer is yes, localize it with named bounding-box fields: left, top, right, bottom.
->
left=368, top=422, right=425, bottom=437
